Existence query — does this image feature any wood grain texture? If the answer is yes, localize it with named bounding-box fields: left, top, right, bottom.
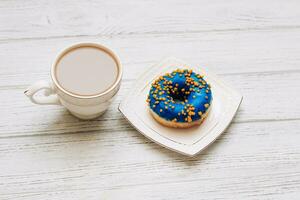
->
left=1, top=120, right=300, bottom=199
left=0, top=0, right=300, bottom=40
left=0, top=0, right=300, bottom=199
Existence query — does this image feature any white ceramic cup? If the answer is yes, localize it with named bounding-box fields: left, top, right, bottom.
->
left=24, top=43, right=122, bottom=120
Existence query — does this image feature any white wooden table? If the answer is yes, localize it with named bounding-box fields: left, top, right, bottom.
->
left=1, top=0, right=300, bottom=199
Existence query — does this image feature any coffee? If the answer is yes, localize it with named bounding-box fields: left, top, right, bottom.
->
left=55, top=46, right=118, bottom=96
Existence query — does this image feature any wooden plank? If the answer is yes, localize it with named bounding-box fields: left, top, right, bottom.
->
left=0, top=0, right=300, bottom=40
left=0, top=70, right=299, bottom=138
left=1, top=29, right=300, bottom=89
left=1, top=120, right=299, bottom=199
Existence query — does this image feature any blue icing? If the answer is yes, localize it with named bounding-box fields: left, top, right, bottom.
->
left=147, top=69, right=212, bottom=123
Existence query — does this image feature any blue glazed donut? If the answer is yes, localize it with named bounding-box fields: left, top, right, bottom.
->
left=146, top=69, right=212, bottom=128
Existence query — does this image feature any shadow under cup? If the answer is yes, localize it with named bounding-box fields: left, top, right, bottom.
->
left=51, top=43, right=122, bottom=119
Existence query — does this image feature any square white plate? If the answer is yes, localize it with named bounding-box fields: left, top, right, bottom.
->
left=119, top=57, right=242, bottom=156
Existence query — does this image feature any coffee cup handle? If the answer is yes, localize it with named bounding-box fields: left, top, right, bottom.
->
left=24, top=80, right=61, bottom=105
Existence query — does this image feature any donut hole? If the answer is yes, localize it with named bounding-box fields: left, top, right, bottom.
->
left=169, top=86, right=189, bottom=102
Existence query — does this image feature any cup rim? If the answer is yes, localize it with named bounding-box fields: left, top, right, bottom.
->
left=51, top=42, right=122, bottom=99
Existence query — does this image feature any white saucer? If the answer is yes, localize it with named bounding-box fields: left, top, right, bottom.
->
left=119, top=57, right=242, bottom=156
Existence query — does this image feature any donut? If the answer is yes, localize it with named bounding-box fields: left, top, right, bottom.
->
left=146, top=69, right=212, bottom=128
